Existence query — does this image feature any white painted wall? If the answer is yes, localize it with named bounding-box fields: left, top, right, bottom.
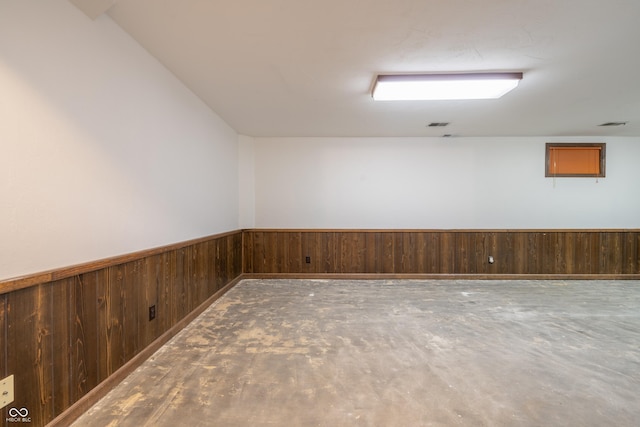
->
left=0, top=1, right=238, bottom=280
left=238, top=135, right=256, bottom=229
left=251, top=137, right=640, bottom=229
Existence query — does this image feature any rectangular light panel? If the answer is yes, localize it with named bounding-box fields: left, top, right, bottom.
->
left=372, top=72, right=523, bottom=101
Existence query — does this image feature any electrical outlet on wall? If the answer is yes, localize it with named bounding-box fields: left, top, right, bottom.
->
left=0, top=375, right=14, bottom=409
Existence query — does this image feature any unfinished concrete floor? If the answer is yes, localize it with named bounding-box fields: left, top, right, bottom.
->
left=71, top=279, right=640, bottom=426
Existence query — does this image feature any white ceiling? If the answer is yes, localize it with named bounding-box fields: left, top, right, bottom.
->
left=95, top=0, right=640, bottom=137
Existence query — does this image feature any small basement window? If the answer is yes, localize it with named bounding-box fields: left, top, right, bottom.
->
left=545, top=143, right=605, bottom=177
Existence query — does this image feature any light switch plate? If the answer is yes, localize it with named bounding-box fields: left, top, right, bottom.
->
left=0, top=375, right=14, bottom=409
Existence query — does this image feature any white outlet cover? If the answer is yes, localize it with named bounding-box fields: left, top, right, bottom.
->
left=0, top=375, right=15, bottom=409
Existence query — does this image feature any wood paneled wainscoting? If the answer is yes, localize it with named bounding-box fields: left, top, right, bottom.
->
left=0, top=231, right=243, bottom=427
left=1, top=228, right=638, bottom=426
left=243, top=229, right=640, bottom=278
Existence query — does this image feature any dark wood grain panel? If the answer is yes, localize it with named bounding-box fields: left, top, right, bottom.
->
left=622, top=233, right=639, bottom=274
left=341, top=232, right=366, bottom=273
left=242, top=231, right=254, bottom=274
left=399, top=232, right=418, bottom=273
left=73, top=272, right=99, bottom=399
left=192, top=243, right=208, bottom=311
left=205, top=240, right=218, bottom=296
left=320, top=232, right=337, bottom=273
left=104, top=265, right=125, bottom=377
left=439, top=232, right=455, bottom=274
left=219, top=235, right=230, bottom=286
left=127, top=260, right=145, bottom=360
left=241, top=229, right=640, bottom=276
left=0, top=293, right=5, bottom=424
left=232, top=232, right=243, bottom=280
left=158, top=252, right=174, bottom=336
left=6, top=284, right=54, bottom=426
left=301, top=232, right=320, bottom=273
left=0, top=231, right=243, bottom=427
left=262, top=232, right=279, bottom=274
left=454, top=233, right=471, bottom=273
left=51, top=277, right=74, bottom=418
left=143, top=255, right=161, bottom=349
left=286, top=232, right=302, bottom=273
left=379, top=232, right=394, bottom=273
left=599, top=232, right=623, bottom=274
left=93, top=268, right=110, bottom=384
left=175, top=247, right=190, bottom=323
left=422, top=232, right=440, bottom=273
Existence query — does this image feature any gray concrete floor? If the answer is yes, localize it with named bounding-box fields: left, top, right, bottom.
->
left=71, top=279, right=640, bottom=426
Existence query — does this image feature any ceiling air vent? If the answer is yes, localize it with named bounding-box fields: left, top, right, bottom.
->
left=598, top=122, right=627, bottom=127
left=428, top=122, right=449, bottom=127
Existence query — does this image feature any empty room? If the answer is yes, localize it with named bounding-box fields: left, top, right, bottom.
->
left=1, top=1, right=639, bottom=426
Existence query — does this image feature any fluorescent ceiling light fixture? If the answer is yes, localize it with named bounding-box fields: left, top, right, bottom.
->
left=372, top=72, right=523, bottom=101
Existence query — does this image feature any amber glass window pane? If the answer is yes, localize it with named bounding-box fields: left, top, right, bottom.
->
left=545, top=143, right=605, bottom=177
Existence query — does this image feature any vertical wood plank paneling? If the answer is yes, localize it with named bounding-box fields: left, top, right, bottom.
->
left=414, top=232, right=427, bottom=274
left=423, top=233, right=439, bottom=273
left=143, top=255, right=161, bottom=348
left=241, top=230, right=639, bottom=276
left=510, top=232, right=526, bottom=274
left=311, top=232, right=324, bottom=274
left=566, top=232, right=580, bottom=274
left=94, top=268, right=110, bottom=383
left=274, top=232, right=286, bottom=273
left=365, top=232, right=378, bottom=273
left=380, top=232, right=395, bottom=273
left=0, top=232, right=244, bottom=427
left=454, top=233, right=471, bottom=274
left=542, top=232, right=555, bottom=274
left=251, top=231, right=263, bottom=274
left=6, top=284, right=54, bottom=426
left=287, top=232, right=302, bottom=273
left=159, top=252, right=174, bottom=334
left=336, top=233, right=345, bottom=273
left=103, top=265, right=125, bottom=377
left=300, top=232, right=312, bottom=273
left=2, top=229, right=640, bottom=427
left=263, top=232, right=278, bottom=273
left=212, top=238, right=223, bottom=291
left=353, top=232, right=367, bottom=273
left=75, top=272, right=99, bottom=396
left=0, top=293, right=7, bottom=424
left=319, top=232, right=334, bottom=273
left=627, top=232, right=640, bottom=274
left=205, top=239, right=218, bottom=296
left=194, top=243, right=209, bottom=308
left=599, top=232, right=618, bottom=273
left=0, top=293, right=6, bottom=376
left=232, top=233, right=243, bottom=279
left=123, top=260, right=143, bottom=361
left=392, top=233, right=403, bottom=274
left=241, top=231, right=250, bottom=274
left=225, top=236, right=235, bottom=286
left=401, top=232, right=417, bottom=273
left=439, top=232, right=455, bottom=273
left=490, top=232, right=507, bottom=274
left=173, top=248, right=188, bottom=322
left=220, top=236, right=231, bottom=288
left=554, top=232, right=568, bottom=274
left=51, top=277, right=74, bottom=419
